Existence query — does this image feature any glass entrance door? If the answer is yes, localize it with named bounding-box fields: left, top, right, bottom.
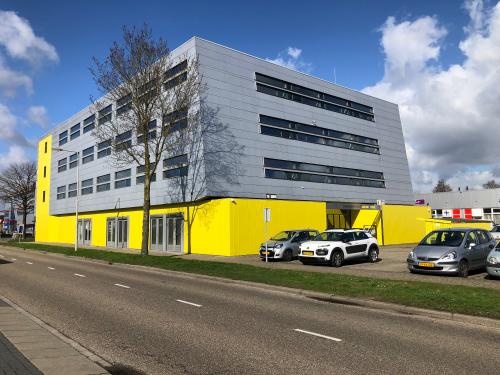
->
left=166, top=216, right=183, bottom=253
left=117, top=218, right=128, bottom=248
left=106, top=218, right=116, bottom=247
left=77, top=219, right=91, bottom=245
left=150, top=216, right=164, bottom=251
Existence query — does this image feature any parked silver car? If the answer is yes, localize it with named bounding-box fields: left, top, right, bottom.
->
left=407, top=228, right=496, bottom=277
left=259, top=230, right=319, bottom=261
left=486, top=241, right=500, bottom=279
left=490, top=225, right=500, bottom=241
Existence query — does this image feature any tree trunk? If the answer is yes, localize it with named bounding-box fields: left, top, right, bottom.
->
left=187, top=205, right=191, bottom=254
left=22, top=211, right=27, bottom=239
left=141, top=173, right=151, bottom=256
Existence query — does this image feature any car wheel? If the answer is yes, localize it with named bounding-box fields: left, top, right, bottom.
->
left=282, top=249, right=293, bottom=262
left=330, top=249, right=344, bottom=267
left=368, top=246, right=378, bottom=263
left=458, top=260, right=469, bottom=278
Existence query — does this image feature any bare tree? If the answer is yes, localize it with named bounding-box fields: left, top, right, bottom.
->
left=170, top=103, right=244, bottom=253
left=432, top=179, right=453, bottom=193
left=0, top=162, right=36, bottom=237
left=90, top=24, right=202, bottom=255
left=483, top=180, right=500, bottom=189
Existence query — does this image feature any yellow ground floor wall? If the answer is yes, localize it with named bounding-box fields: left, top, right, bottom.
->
left=424, top=218, right=492, bottom=233
left=36, top=197, right=492, bottom=256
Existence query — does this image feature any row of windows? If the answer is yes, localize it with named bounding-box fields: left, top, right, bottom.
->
left=58, top=60, right=188, bottom=147
left=56, top=154, right=189, bottom=199
left=263, top=158, right=385, bottom=189
left=57, top=114, right=187, bottom=174
left=255, top=73, right=374, bottom=122
left=259, top=115, right=380, bottom=154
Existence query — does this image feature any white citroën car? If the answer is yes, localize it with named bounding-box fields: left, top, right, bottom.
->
left=298, top=229, right=380, bottom=267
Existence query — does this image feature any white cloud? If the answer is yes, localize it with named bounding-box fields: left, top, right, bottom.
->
left=0, top=56, right=32, bottom=96
left=0, top=145, right=29, bottom=171
left=266, top=46, right=312, bottom=73
left=0, top=10, right=58, bottom=64
left=287, top=47, right=302, bottom=59
left=0, top=103, right=29, bottom=146
left=27, top=105, right=48, bottom=127
left=363, top=0, right=500, bottom=193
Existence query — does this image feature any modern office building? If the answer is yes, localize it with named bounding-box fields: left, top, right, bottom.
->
left=416, top=189, right=500, bottom=223
left=36, top=37, right=429, bottom=255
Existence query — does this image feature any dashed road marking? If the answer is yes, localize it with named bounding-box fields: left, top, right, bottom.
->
left=176, top=299, right=202, bottom=308
left=114, top=283, right=130, bottom=289
left=48, top=267, right=55, bottom=270
left=11, top=258, right=16, bottom=261
left=74, top=273, right=86, bottom=278
left=293, top=329, right=342, bottom=342
left=26, top=262, right=33, bottom=265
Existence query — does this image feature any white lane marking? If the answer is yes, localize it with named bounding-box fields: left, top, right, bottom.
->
left=0, top=254, right=4, bottom=258
left=11, top=258, right=16, bottom=261
left=114, top=283, right=130, bottom=289
left=48, top=267, right=55, bottom=270
left=176, top=299, right=202, bottom=308
left=26, top=262, right=33, bottom=265
left=293, top=329, right=342, bottom=342
left=74, top=273, right=86, bottom=278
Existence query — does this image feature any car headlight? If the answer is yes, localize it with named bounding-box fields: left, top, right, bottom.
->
left=408, top=251, right=414, bottom=259
left=274, top=243, right=283, bottom=249
left=440, top=251, right=457, bottom=261
left=488, top=257, right=498, bottom=265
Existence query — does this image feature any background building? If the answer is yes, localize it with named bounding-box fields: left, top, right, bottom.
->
left=416, top=189, right=500, bottom=223
left=36, top=37, right=431, bottom=255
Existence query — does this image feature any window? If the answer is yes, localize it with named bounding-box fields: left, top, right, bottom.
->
left=58, top=158, right=67, bottom=173
left=57, top=186, right=66, bottom=200
left=259, top=115, right=379, bottom=154
left=465, top=231, right=478, bottom=247
left=70, top=123, right=80, bottom=140
left=164, top=60, right=187, bottom=80
left=98, top=104, right=112, bottom=125
left=114, top=169, right=131, bottom=189
left=68, top=183, right=77, bottom=198
left=163, top=60, right=188, bottom=90
left=255, top=73, right=374, bottom=122
left=69, top=152, right=78, bottom=169
left=137, top=120, right=157, bottom=144
left=116, top=93, right=132, bottom=116
left=115, top=130, right=132, bottom=152
left=163, top=109, right=187, bottom=133
left=81, top=178, right=93, bottom=195
left=42, top=191, right=46, bottom=203
left=476, top=230, right=489, bottom=244
left=59, top=130, right=68, bottom=146
left=96, top=174, right=111, bottom=192
left=264, top=158, right=385, bottom=188
left=43, top=166, right=47, bottom=178
left=354, top=231, right=369, bottom=240
left=163, top=154, right=188, bottom=179
left=44, top=142, right=47, bottom=153
left=136, top=163, right=156, bottom=184
left=97, top=139, right=112, bottom=158
left=82, top=146, right=94, bottom=164
left=83, top=115, right=95, bottom=133
left=342, top=232, right=355, bottom=242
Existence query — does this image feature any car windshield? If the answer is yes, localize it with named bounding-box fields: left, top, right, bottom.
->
left=313, top=231, right=343, bottom=242
left=419, top=230, right=466, bottom=247
left=270, top=231, right=294, bottom=241
left=492, top=226, right=500, bottom=232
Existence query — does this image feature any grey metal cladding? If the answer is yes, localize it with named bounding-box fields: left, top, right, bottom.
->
left=193, top=37, right=413, bottom=205
left=47, top=36, right=413, bottom=216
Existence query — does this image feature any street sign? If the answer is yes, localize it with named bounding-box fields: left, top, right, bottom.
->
left=264, top=208, right=271, bottom=222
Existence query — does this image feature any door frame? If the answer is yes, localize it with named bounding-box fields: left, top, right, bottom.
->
left=150, top=215, right=165, bottom=251
left=77, top=218, right=92, bottom=246
left=106, top=216, right=129, bottom=248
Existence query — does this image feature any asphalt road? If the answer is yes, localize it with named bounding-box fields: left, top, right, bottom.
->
left=0, top=247, right=499, bottom=375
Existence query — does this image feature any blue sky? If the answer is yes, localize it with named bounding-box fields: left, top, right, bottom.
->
left=1, top=0, right=499, bottom=192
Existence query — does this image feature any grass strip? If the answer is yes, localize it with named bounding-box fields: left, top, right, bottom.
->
left=4, top=242, right=500, bottom=320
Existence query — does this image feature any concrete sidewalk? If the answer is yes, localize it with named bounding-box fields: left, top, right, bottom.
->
left=0, top=296, right=108, bottom=375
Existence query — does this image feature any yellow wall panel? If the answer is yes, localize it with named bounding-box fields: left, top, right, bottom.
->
left=381, top=205, right=431, bottom=245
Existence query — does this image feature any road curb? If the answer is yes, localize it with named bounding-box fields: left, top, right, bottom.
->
left=3, top=244, right=500, bottom=331
left=0, top=295, right=111, bottom=371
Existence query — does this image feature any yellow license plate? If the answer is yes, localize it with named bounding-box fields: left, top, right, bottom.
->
left=302, top=251, right=314, bottom=256
left=262, top=251, right=269, bottom=255
left=419, top=262, right=435, bottom=268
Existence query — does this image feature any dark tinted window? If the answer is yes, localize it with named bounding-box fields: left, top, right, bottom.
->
left=476, top=230, right=489, bottom=244
left=355, top=231, right=369, bottom=240
left=342, top=232, right=355, bottom=242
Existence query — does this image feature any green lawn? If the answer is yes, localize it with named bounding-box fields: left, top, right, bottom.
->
left=3, top=242, right=500, bottom=320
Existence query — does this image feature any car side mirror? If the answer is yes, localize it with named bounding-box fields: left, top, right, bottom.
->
left=489, top=244, right=495, bottom=249
left=468, top=242, right=476, bottom=249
